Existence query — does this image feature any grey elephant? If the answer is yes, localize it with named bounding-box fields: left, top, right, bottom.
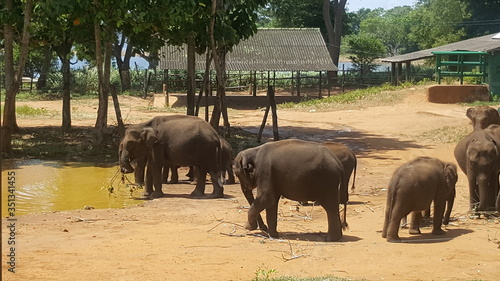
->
left=119, top=115, right=223, bottom=199
left=454, top=127, right=500, bottom=211
left=466, top=106, right=500, bottom=130
left=382, top=157, right=458, bottom=242
left=233, top=139, right=345, bottom=242
left=322, top=142, right=357, bottom=227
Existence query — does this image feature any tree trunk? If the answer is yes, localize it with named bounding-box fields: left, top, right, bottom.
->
left=323, top=0, right=346, bottom=83
left=37, top=45, right=53, bottom=90
left=110, top=85, right=125, bottom=138
left=94, top=0, right=108, bottom=146
left=114, top=37, right=132, bottom=92
left=56, top=41, right=73, bottom=132
left=208, top=0, right=230, bottom=137
left=1, top=0, right=33, bottom=154
left=186, top=33, right=196, bottom=116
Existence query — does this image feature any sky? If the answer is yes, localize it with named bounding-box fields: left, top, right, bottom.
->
left=346, top=0, right=416, bottom=12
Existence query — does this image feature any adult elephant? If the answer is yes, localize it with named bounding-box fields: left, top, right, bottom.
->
left=454, top=128, right=500, bottom=211
left=119, top=115, right=223, bottom=199
left=233, top=139, right=345, bottom=242
left=322, top=142, right=357, bottom=227
left=466, top=106, right=500, bottom=130
left=382, top=157, right=458, bottom=242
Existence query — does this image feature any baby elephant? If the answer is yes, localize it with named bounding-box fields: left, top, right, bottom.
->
left=382, top=157, right=458, bottom=242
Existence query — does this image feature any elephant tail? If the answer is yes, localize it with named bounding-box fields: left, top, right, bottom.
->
left=351, top=157, right=357, bottom=192
left=216, top=139, right=224, bottom=186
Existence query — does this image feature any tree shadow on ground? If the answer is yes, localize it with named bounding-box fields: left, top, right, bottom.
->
left=236, top=124, right=432, bottom=160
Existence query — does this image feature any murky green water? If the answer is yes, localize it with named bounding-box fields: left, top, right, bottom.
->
left=1, top=159, right=142, bottom=216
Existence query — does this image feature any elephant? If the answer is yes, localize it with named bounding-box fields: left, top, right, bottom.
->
left=233, top=139, right=345, bottom=242
left=322, top=142, right=357, bottom=227
left=119, top=115, right=224, bottom=199
left=466, top=106, right=500, bottom=131
left=382, top=157, right=458, bottom=242
left=454, top=127, right=500, bottom=212
left=169, top=138, right=234, bottom=184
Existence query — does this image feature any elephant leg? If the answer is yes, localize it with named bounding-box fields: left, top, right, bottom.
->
left=186, top=166, right=195, bottom=182
left=133, top=162, right=146, bottom=185
left=190, top=167, right=206, bottom=198
left=143, top=164, right=154, bottom=197
left=386, top=205, right=407, bottom=242
left=409, top=211, right=422, bottom=235
left=319, top=199, right=343, bottom=242
left=162, top=165, right=170, bottom=184
left=208, top=171, right=224, bottom=198
left=169, top=166, right=179, bottom=184
left=150, top=162, right=165, bottom=199
left=432, top=201, right=446, bottom=235
left=246, top=192, right=277, bottom=234
left=226, top=163, right=236, bottom=184
left=265, top=201, right=280, bottom=238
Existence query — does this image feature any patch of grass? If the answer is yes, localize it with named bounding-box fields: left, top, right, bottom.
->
left=412, top=125, right=471, bottom=143
left=16, top=105, right=56, bottom=117
left=278, top=83, right=415, bottom=111
left=227, top=127, right=262, bottom=156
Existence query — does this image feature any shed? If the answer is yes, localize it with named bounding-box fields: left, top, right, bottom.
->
left=158, top=28, right=337, bottom=98
left=380, top=32, right=500, bottom=97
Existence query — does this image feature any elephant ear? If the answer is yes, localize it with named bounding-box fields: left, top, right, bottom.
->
left=140, top=127, right=158, bottom=149
left=240, top=152, right=254, bottom=172
left=444, top=163, right=458, bottom=187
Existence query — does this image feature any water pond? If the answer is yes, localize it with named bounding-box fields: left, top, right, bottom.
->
left=1, top=159, right=142, bottom=216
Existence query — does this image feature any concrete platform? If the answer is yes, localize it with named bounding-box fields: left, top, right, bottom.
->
left=427, top=85, right=490, bottom=103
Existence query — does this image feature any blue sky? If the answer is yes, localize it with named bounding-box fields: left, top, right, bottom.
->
left=346, top=0, right=416, bottom=12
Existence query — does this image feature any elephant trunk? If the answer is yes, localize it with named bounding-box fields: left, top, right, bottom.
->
left=120, top=151, right=135, bottom=174
left=477, top=177, right=497, bottom=211
left=443, top=189, right=455, bottom=225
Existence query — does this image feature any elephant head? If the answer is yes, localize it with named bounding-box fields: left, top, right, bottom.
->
left=443, top=163, right=458, bottom=225
left=233, top=147, right=259, bottom=191
left=466, top=106, right=500, bottom=130
left=119, top=126, right=158, bottom=175
left=466, top=137, right=500, bottom=211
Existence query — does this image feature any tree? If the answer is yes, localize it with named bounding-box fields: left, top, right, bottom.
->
left=461, top=0, right=500, bottom=37
left=206, top=0, right=267, bottom=135
left=1, top=0, right=34, bottom=154
left=360, top=6, right=415, bottom=56
left=409, top=0, right=470, bottom=49
left=345, top=33, right=386, bottom=74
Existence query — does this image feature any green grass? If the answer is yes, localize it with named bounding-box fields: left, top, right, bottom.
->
left=16, top=105, right=56, bottom=117
left=278, top=82, right=416, bottom=111
left=412, top=125, right=471, bottom=144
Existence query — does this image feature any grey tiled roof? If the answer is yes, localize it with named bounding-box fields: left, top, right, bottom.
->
left=159, top=28, right=338, bottom=71
left=381, top=32, right=500, bottom=63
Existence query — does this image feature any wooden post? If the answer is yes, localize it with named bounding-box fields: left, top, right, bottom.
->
left=297, top=71, right=301, bottom=97
left=291, top=71, right=295, bottom=96
left=318, top=71, right=322, bottom=98
left=268, top=86, right=279, bottom=141
left=391, top=62, right=397, bottom=85
left=405, top=62, right=411, bottom=82
left=164, top=69, right=169, bottom=106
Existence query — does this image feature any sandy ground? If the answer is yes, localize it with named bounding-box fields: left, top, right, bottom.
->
left=2, top=86, right=500, bottom=281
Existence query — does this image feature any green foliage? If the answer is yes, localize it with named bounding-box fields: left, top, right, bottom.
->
left=15, top=105, right=55, bottom=117
left=344, top=33, right=386, bottom=73
left=409, top=0, right=470, bottom=49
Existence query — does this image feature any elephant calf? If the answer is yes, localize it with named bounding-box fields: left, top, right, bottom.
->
left=234, top=139, right=345, bottom=242
left=382, top=156, right=458, bottom=242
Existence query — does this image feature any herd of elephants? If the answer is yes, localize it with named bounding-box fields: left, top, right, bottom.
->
left=118, top=106, right=500, bottom=243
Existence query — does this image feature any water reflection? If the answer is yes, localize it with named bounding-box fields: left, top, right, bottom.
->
left=1, top=159, right=141, bottom=216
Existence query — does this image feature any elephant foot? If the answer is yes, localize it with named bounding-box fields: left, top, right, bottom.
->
left=268, top=230, right=279, bottom=239
left=386, top=236, right=402, bottom=243
left=225, top=179, right=235, bottom=185
left=190, top=189, right=206, bottom=199
left=168, top=179, right=179, bottom=184
left=409, top=228, right=421, bottom=235
left=142, top=191, right=153, bottom=198
left=150, top=190, right=164, bottom=199
left=207, top=192, right=224, bottom=199
left=245, top=221, right=258, bottom=231
left=326, top=233, right=342, bottom=242
left=432, top=228, right=446, bottom=235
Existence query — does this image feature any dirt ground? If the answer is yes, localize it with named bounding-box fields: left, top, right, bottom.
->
left=2, top=86, right=500, bottom=281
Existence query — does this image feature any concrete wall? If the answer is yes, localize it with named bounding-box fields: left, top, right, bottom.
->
left=427, top=85, right=490, bottom=103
